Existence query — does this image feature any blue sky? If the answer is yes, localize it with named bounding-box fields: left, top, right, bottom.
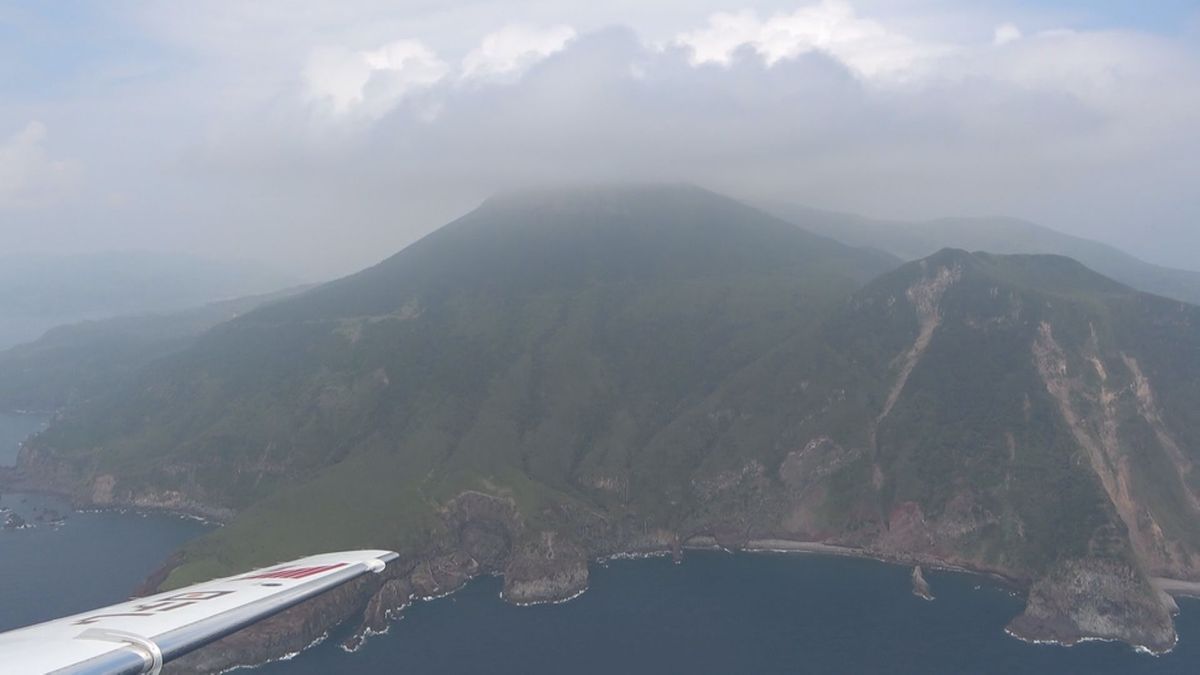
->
left=1007, top=0, right=1200, bottom=33
left=1, top=1, right=1198, bottom=276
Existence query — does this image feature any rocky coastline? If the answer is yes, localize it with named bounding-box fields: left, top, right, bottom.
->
left=152, top=534, right=1183, bottom=672
left=3, top=456, right=1185, bottom=669
left=4, top=449, right=1187, bottom=668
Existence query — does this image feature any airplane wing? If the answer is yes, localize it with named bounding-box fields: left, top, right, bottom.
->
left=0, top=549, right=397, bottom=675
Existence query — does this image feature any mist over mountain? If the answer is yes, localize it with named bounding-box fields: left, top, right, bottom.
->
left=764, top=203, right=1200, bottom=306
left=0, top=251, right=299, bottom=349
left=0, top=286, right=307, bottom=412
left=8, top=185, right=1200, bottom=669
left=5, top=4, right=1199, bottom=275
left=6, top=3, right=1200, bottom=673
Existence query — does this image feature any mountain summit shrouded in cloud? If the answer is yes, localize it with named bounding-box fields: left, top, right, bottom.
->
left=1, top=1, right=1198, bottom=277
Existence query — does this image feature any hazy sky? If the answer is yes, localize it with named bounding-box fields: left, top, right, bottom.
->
left=2, top=1, right=1198, bottom=278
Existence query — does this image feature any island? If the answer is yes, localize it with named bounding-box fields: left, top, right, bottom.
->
left=5, top=186, right=1200, bottom=670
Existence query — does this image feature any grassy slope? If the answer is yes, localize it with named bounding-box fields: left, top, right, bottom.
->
left=24, top=187, right=1200, bottom=623
left=0, top=287, right=307, bottom=411
left=28, top=185, right=898, bottom=584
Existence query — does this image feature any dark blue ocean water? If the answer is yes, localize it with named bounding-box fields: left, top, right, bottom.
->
left=3, top=416, right=1200, bottom=674
left=0, top=491, right=213, bottom=632
left=259, top=553, right=1200, bottom=675
left=0, top=414, right=214, bottom=632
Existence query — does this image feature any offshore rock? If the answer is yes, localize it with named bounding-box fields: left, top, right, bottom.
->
left=911, top=565, right=934, bottom=601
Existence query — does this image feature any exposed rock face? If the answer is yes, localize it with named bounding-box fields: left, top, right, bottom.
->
left=6, top=448, right=235, bottom=522
left=877, top=261, right=962, bottom=427
left=342, top=577, right=414, bottom=651
left=408, top=553, right=479, bottom=599
left=3, top=512, right=27, bottom=530
left=166, top=574, right=384, bottom=674
left=1033, top=322, right=1200, bottom=580
left=1007, top=559, right=1177, bottom=653
left=17, top=232, right=1200, bottom=667
left=911, top=565, right=934, bottom=601
left=91, top=474, right=116, bottom=503
left=779, top=437, right=860, bottom=492
left=503, top=532, right=589, bottom=604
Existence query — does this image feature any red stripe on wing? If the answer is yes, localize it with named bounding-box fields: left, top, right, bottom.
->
left=241, top=563, right=348, bottom=580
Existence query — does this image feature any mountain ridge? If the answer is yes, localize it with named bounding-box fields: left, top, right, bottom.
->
left=762, top=202, right=1200, bottom=306
left=7, top=186, right=1200, bottom=668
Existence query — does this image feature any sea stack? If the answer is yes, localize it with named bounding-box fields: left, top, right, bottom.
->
left=911, top=566, right=934, bottom=601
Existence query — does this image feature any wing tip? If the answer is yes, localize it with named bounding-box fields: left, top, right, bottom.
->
left=366, top=551, right=398, bottom=573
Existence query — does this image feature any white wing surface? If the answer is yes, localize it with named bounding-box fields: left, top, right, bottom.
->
left=0, top=549, right=397, bottom=674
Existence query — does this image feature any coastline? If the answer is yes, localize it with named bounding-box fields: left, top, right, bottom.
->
left=5, top=465, right=1190, bottom=669
left=0, top=485, right=228, bottom=527
left=737, top=538, right=1024, bottom=591
left=246, top=538, right=1191, bottom=669
left=1153, top=577, right=1200, bottom=600
left=1003, top=626, right=1177, bottom=657
left=9, top=493, right=1194, bottom=671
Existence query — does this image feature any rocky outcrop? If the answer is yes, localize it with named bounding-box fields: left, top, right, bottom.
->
left=3, top=512, right=28, bottom=530
left=503, top=531, right=589, bottom=604
left=911, top=565, right=934, bottom=601
left=4, top=448, right=235, bottom=522
left=166, top=573, right=384, bottom=674
left=1006, top=558, right=1177, bottom=654
left=342, top=577, right=414, bottom=651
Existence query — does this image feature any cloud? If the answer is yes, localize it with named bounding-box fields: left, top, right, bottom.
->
left=301, top=24, right=576, bottom=121
left=304, top=39, right=448, bottom=117
left=233, top=14, right=1198, bottom=273
left=5, top=1, right=1200, bottom=275
left=672, top=1, right=948, bottom=80
left=0, top=122, right=80, bottom=209
left=993, top=23, right=1022, bottom=46
left=462, top=24, right=577, bottom=81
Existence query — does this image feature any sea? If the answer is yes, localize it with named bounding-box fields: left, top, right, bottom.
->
left=0, top=413, right=215, bottom=632
left=3, top=414, right=1200, bottom=674
left=0, top=412, right=49, bottom=466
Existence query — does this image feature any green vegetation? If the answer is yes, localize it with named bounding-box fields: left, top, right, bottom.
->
left=0, top=288, right=305, bottom=411
left=17, top=188, right=1200, bottom=637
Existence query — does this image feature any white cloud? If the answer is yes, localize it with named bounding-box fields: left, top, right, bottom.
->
left=6, top=1, right=1200, bottom=273
left=673, top=1, right=948, bottom=80
left=0, top=121, right=79, bottom=209
left=303, top=39, right=448, bottom=116
left=993, top=22, right=1022, bottom=46
left=462, top=24, right=577, bottom=81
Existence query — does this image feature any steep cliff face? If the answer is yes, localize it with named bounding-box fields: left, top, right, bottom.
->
left=625, top=248, right=1199, bottom=652
left=1007, top=558, right=1176, bottom=651
left=167, top=573, right=384, bottom=674
left=14, top=189, right=1200, bottom=665
left=829, top=251, right=1197, bottom=650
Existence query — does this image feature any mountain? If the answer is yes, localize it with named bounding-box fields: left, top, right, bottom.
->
left=699, top=248, right=1200, bottom=650
left=16, top=184, right=894, bottom=515
left=8, top=185, right=1200, bottom=668
left=763, top=203, right=1200, bottom=307
left=0, top=286, right=308, bottom=413
left=0, top=251, right=298, bottom=350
